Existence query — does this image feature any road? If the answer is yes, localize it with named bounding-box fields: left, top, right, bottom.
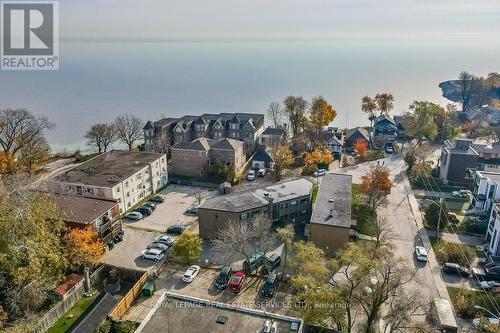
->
left=340, top=154, right=448, bottom=307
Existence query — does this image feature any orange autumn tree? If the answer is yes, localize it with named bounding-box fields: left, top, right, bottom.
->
left=304, top=148, right=334, bottom=166
left=0, top=152, right=19, bottom=175
left=63, top=228, right=105, bottom=272
left=354, top=138, right=368, bottom=157
left=361, top=165, right=393, bottom=213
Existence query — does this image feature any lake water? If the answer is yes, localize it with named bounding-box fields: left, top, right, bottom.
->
left=0, top=38, right=499, bottom=152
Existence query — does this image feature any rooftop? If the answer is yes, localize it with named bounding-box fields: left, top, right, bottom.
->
left=346, top=127, right=370, bottom=141
left=171, top=138, right=212, bottom=151
left=140, top=292, right=303, bottom=333
left=476, top=170, right=500, bottom=183
left=262, top=127, right=286, bottom=136
left=199, top=179, right=313, bottom=212
left=310, top=173, right=352, bottom=228
left=56, top=194, right=118, bottom=224
left=52, top=150, right=165, bottom=188
left=444, top=139, right=478, bottom=156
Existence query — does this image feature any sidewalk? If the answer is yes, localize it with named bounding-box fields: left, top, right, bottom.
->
left=402, top=172, right=451, bottom=301
left=426, top=230, right=484, bottom=247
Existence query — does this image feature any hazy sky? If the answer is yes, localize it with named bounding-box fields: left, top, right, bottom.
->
left=61, top=0, right=500, bottom=40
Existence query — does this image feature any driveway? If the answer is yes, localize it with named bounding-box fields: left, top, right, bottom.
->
left=122, top=185, right=216, bottom=233
left=103, top=227, right=165, bottom=272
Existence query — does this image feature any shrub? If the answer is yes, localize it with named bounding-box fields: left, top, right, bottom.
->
left=301, top=164, right=318, bottom=176
left=95, top=319, right=112, bottom=333
left=112, top=320, right=138, bottom=333
left=434, top=240, right=474, bottom=266
left=425, top=202, right=448, bottom=230
left=461, top=219, right=488, bottom=235
left=172, top=231, right=203, bottom=264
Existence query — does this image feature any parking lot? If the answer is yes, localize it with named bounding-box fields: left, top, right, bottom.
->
left=122, top=185, right=216, bottom=233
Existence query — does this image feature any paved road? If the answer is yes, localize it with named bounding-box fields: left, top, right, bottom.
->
left=340, top=154, right=448, bottom=306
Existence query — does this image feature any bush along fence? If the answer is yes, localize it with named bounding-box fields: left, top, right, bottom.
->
left=108, top=271, right=148, bottom=318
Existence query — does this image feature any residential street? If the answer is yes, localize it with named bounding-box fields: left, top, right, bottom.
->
left=341, top=154, right=449, bottom=306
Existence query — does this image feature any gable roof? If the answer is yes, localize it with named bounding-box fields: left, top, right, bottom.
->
left=151, top=113, right=265, bottom=131
left=346, top=127, right=370, bottom=141
left=171, top=138, right=212, bottom=151
left=374, top=115, right=396, bottom=126
left=262, top=127, right=286, bottom=136
left=319, top=130, right=342, bottom=145
left=143, top=121, right=154, bottom=130
left=253, top=149, right=274, bottom=163
left=210, top=138, right=242, bottom=150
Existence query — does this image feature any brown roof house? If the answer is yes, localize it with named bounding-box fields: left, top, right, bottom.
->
left=309, top=173, right=354, bottom=257
left=56, top=194, right=123, bottom=244
left=170, top=137, right=245, bottom=179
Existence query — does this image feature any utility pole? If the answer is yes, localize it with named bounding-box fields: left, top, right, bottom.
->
left=436, top=197, right=444, bottom=238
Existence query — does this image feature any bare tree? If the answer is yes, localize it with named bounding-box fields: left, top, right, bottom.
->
left=371, top=216, right=396, bottom=248
left=267, top=101, right=283, bottom=128
left=0, top=108, right=54, bottom=154
left=114, top=114, right=144, bottom=150
left=18, top=135, right=50, bottom=174
left=457, top=71, right=488, bottom=113
left=194, top=192, right=204, bottom=206
left=84, top=122, right=117, bottom=154
left=382, top=290, right=429, bottom=333
left=212, top=213, right=275, bottom=264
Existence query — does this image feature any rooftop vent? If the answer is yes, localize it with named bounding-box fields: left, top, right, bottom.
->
left=328, top=199, right=334, bottom=203
left=216, top=315, right=228, bottom=325
left=263, top=192, right=269, bottom=197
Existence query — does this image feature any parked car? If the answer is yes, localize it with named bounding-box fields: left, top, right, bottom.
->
left=150, top=195, right=165, bottom=203
left=247, top=170, right=256, bottom=181
left=146, top=242, right=169, bottom=253
left=182, top=265, right=201, bottom=283
left=262, top=254, right=281, bottom=274
left=480, top=281, right=500, bottom=291
left=167, top=225, right=185, bottom=235
left=313, top=169, right=327, bottom=177
left=385, top=146, right=394, bottom=154
left=125, top=212, right=143, bottom=220
left=414, top=246, right=428, bottom=262
left=154, top=235, right=176, bottom=247
left=261, top=272, right=279, bottom=297
left=135, top=206, right=152, bottom=216
left=442, top=262, right=470, bottom=277
left=447, top=212, right=459, bottom=224
left=184, top=207, right=198, bottom=216
left=144, top=202, right=157, bottom=210
left=472, top=317, right=499, bottom=331
left=258, top=168, right=266, bottom=177
left=214, top=265, right=233, bottom=290
left=230, top=271, right=246, bottom=294
left=451, top=190, right=470, bottom=198
left=113, top=230, right=125, bottom=243
left=141, top=248, right=164, bottom=261
left=243, top=252, right=266, bottom=274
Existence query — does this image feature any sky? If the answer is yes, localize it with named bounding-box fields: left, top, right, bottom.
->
left=60, top=0, right=500, bottom=41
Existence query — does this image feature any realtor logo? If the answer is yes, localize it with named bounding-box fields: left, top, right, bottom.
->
left=1, top=1, right=59, bottom=70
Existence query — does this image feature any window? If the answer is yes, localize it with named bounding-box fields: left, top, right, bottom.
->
left=300, top=198, right=308, bottom=205
left=125, top=181, right=129, bottom=187
left=300, top=209, right=308, bottom=215
left=280, top=215, right=288, bottom=222
left=489, top=185, right=496, bottom=199
left=116, top=187, right=120, bottom=193
left=281, top=203, right=288, bottom=209
left=291, top=200, right=297, bottom=206
left=127, top=192, right=130, bottom=197
left=240, top=213, right=249, bottom=220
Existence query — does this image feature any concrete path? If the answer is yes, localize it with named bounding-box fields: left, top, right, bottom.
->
left=413, top=190, right=455, bottom=199
left=426, top=230, right=485, bottom=247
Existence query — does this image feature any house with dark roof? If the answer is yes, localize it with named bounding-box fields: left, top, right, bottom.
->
left=372, top=115, right=398, bottom=148
left=252, top=149, right=274, bottom=169
left=438, top=139, right=478, bottom=184
left=345, top=127, right=370, bottom=152
left=472, top=141, right=500, bottom=173
left=319, top=128, right=344, bottom=159
left=309, top=173, right=354, bottom=257
left=144, top=113, right=265, bottom=154
left=47, top=150, right=168, bottom=212
left=258, top=127, right=287, bottom=147
left=170, top=138, right=245, bottom=178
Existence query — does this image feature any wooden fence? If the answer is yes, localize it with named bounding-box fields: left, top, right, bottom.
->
left=108, top=272, right=148, bottom=318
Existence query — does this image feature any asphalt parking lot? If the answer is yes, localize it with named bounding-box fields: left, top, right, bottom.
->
left=122, top=185, right=216, bottom=233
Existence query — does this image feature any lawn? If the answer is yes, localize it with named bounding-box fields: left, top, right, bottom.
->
left=352, top=184, right=377, bottom=237
left=46, top=293, right=98, bottom=333
left=448, top=286, right=500, bottom=319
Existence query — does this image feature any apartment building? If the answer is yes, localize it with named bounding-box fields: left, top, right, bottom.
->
left=144, top=113, right=264, bottom=153
left=170, top=137, right=245, bottom=178
left=47, top=150, right=168, bottom=213
left=487, top=204, right=500, bottom=256
left=197, top=179, right=313, bottom=238
left=439, top=139, right=478, bottom=184
left=472, top=170, right=500, bottom=213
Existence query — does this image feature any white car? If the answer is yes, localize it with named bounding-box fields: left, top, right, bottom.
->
left=125, top=211, right=143, bottom=220
left=313, top=169, right=327, bottom=177
left=415, top=246, right=428, bottom=262
left=141, top=248, right=164, bottom=261
left=258, top=168, right=266, bottom=177
left=182, top=265, right=201, bottom=283
left=451, top=189, right=470, bottom=198
left=247, top=170, right=256, bottom=181
left=155, top=235, right=176, bottom=247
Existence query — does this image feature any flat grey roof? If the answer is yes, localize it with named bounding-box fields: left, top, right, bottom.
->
left=477, top=170, right=500, bottom=183
left=199, top=179, right=313, bottom=213
left=140, top=292, right=303, bottom=333
left=310, top=173, right=352, bottom=228
left=52, top=150, right=165, bottom=188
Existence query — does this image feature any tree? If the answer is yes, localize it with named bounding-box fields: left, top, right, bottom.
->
left=304, top=148, right=333, bottom=166
left=0, top=152, right=18, bottom=175
left=354, top=138, right=368, bottom=157
left=212, top=213, right=275, bottom=264
left=0, top=176, right=67, bottom=319
left=403, top=101, right=441, bottom=145
left=361, top=166, right=393, bottom=213
left=172, top=231, right=203, bottom=264
left=283, top=96, right=308, bottom=137
left=206, top=160, right=236, bottom=182
left=63, top=228, right=104, bottom=272
left=309, top=96, right=337, bottom=138
left=361, top=96, right=377, bottom=128
left=276, top=224, right=294, bottom=280
left=18, top=135, right=50, bottom=174
left=267, top=101, right=283, bottom=128
left=424, top=201, right=448, bottom=231
left=271, top=145, right=294, bottom=181
left=374, top=93, right=395, bottom=116
left=0, top=109, right=54, bottom=155
left=410, top=161, right=433, bottom=186
left=457, top=71, right=481, bottom=113
left=114, top=115, right=144, bottom=150
left=84, top=122, right=117, bottom=154
left=404, top=152, right=417, bottom=171
left=371, top=217, right=396, bottom=248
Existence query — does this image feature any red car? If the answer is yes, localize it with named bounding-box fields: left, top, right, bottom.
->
left=229, top=271, right=246, bottom=294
